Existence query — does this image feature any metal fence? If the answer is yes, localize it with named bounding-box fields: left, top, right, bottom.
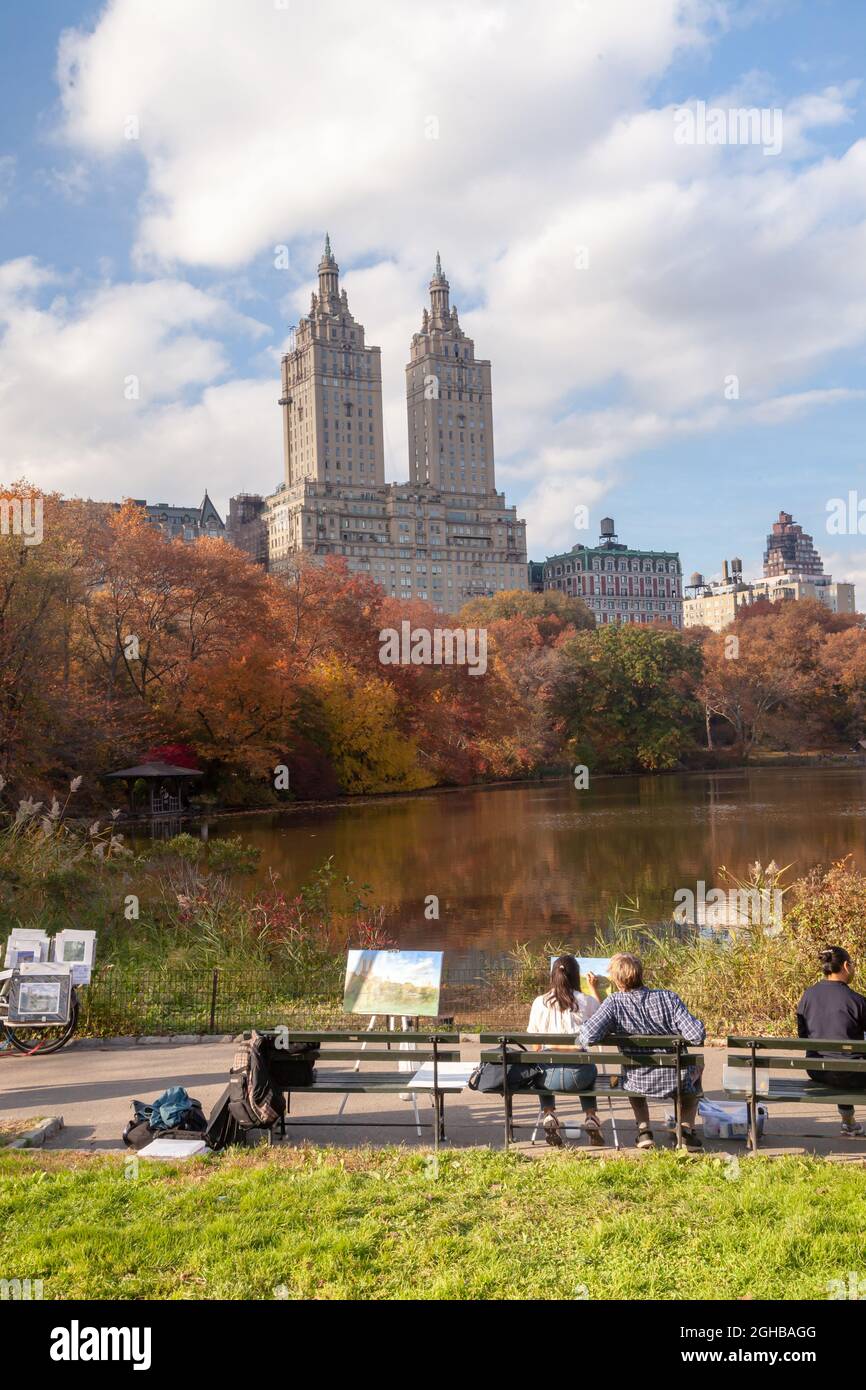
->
left=76, top=956, right=548, bottom=1038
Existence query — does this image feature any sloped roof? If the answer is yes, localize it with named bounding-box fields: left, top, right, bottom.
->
left=104, top=762, right=204, bottom=779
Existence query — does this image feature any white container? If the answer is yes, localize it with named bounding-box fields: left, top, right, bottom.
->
left=699, top=1099, right=766, bottom=1139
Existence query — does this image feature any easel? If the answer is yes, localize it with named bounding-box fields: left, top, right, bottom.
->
left=337, top=1013, right=423, bottom=1136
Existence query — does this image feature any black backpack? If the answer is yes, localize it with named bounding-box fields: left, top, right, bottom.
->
left=204, top=1032, right=319, bottom=1150
left=263, top=1034, right=318, bottom=1088
left=225, top=1031, right=317, bottom=1131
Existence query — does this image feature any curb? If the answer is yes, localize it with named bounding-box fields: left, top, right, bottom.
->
left=8, top=1116, right=64, bottom=1149
left=69, top=1034, right=239, bottom=1050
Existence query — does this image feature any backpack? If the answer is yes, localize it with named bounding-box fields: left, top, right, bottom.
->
left=203, top=1084, right=244, bottom=1152
left=262, top=1034, right=318, bottom=1089
left=227, top=1032, right=287, bottom=1132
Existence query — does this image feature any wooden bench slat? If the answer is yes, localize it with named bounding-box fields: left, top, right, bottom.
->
left=726, top=1055, right=866, bottom=1073
left=478, top=1032, right=689, bottom=1046
left=479, top=1049, right=703, bottom=1067
left=725, top=1076, right=866, bottom=1104
left=256, top=1030, right=460, bottom=1043
left=287, top=1073, right=427, bottom=1091
left=728, top=1036, right=866, bottom=1052
left=295, top=1048, right=460, bottom=1062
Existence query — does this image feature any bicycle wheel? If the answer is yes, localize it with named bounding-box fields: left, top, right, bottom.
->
left=2, top=991, right=79, bottom=1055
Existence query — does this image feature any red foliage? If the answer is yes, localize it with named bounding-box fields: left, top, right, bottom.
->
left=144, top=742, right=200, bottom=769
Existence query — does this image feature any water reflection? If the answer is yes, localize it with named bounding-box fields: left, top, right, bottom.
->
left=148, top=768, right=866, bottom=953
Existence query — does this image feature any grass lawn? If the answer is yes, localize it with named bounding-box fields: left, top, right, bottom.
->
left=0, top=1147, right=863, bottom=1300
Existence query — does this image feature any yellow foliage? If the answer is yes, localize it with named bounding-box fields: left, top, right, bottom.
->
left=307, top=656, right=434, bottom=794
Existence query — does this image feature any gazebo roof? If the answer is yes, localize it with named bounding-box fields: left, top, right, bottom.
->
left=104, top=761, right=204, bottom=779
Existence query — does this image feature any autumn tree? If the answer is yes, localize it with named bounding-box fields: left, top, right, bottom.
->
left=550, top=624, right=704, bottom=771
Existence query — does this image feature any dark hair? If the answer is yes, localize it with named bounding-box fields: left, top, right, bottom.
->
left=548, top=954, right=581, bottom=1010
left=820, top=946, right=851, bottom=976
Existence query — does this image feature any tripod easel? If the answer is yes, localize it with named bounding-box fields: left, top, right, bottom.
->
left=337, top=1013, right=422, bottom=1136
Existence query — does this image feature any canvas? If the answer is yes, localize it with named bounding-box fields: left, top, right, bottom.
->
left=550, top=954, right=614, bottom=998
left=343, top=950, right=444, bottom=1017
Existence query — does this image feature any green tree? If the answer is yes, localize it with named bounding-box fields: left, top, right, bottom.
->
left=550, top=624, right=704, bottom=771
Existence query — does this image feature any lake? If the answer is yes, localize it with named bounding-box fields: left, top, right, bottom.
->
left=180, top=767, right=866, bottom=955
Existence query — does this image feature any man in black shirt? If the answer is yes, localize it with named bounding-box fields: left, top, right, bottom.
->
left=796, top=946, right=866, bottom=1137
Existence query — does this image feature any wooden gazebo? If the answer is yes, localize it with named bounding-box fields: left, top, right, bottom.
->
left=104, top=761, right=204, bottom=818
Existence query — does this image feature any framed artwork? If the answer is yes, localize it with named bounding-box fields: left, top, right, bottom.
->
left=343, top=950, right=444, bottom=1017
left=4, top=929, right=50, bottom=969
left=52, top=930, right=96, bottom=985
left=7, top=969, right=73, bottom=1025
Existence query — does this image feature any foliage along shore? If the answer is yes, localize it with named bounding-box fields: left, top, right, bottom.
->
left=4, top=483, right=866, bottom=814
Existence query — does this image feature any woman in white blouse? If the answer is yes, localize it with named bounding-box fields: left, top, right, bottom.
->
left=527, top=954, right=604, bottom=1147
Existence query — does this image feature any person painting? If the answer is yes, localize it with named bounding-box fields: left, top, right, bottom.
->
left=797, top=946, right=866, bottom=1138
left=527, top=954, right=604, bottom=1147
left=579, top=952, right=706, bottom=1151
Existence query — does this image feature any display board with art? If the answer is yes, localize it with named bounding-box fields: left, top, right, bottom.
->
left=343, top=950, right=444, bottom=1017
left=7, top=966, right=74, bottom=1025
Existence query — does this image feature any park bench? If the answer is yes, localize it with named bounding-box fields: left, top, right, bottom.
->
left=725, top=1035, right=866, bottom=1150
left=478, top=1033, right=704, bottom=1150
left=255, top=1030, right=461, bottom=1149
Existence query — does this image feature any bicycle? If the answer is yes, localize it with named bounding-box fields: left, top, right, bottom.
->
left=0, top=971, right=80, bottom=1054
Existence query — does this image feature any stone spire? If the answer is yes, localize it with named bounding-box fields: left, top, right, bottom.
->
left=317, top=232, right=339, bottom=306
left=429, top=250, right=450, bottom=327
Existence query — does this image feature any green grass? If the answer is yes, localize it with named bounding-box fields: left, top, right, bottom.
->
left=1, top=1147, right=863, bottom=1300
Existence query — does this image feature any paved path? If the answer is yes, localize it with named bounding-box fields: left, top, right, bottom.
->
left=2, top=1039, right=865, bottom=1158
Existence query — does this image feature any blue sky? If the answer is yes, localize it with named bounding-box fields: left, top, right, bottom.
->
left=2, top=0, right=866, bottom=591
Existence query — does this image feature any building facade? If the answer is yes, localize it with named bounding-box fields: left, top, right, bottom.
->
left=226, top=493, right=267, bottom=566
left=764, top=510, right=824, bottom=579
left=100, top=493, right=225, bottom=542
left=262, top=239, right=527, bottom=611
left=541, top=518, right=683, bottom=627
left=405, top=253, right=495, bottom=496
left=683, top=516, right=857, bottom=631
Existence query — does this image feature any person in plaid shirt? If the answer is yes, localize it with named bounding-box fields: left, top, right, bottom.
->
left=579, top=953, right=706, bottom=1151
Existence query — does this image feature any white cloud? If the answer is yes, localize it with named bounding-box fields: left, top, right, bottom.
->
left=1, top=0, right=859, bottom=559
left=0, top=263, right=277, bottom=508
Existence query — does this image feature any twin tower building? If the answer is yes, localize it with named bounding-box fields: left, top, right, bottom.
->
left=261, top=237, right=528, bottom=612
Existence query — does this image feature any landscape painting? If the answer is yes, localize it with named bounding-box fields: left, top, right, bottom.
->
left=551, top=956, right=614, bottom=999
left=343, top=950, right=443, bottom=1017
left=577, top=958, right=613, bottom=998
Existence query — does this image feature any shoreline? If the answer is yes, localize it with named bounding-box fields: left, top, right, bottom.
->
left=117, top=752, right=866, bottom=828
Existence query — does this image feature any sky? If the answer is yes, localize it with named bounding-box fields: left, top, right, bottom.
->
left=2, top=0, right=866, bottom=590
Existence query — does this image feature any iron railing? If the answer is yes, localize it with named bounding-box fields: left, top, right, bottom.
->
left=75, top=956, right=549, bottom=1038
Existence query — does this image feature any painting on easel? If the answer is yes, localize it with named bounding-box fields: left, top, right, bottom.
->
left=343, top=950, right=443, bottom=1017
